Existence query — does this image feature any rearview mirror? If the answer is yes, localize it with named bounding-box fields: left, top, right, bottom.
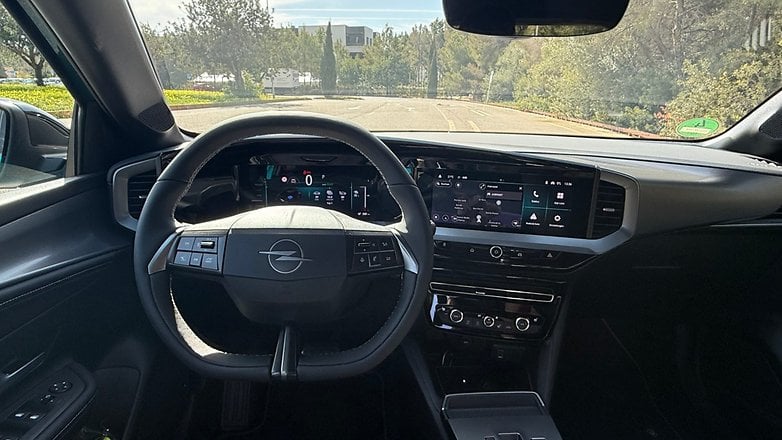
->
left=442, top=0, right=630, bottom=37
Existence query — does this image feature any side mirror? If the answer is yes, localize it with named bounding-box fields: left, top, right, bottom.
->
left=0, top=100, right=69, bottom=189
left=442, top=0, right=630, bottom=37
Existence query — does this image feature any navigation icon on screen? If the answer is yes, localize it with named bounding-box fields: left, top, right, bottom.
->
left=529, top=213, right=538, bottom=221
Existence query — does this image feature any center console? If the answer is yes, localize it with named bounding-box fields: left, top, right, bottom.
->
left=415, top=158, right=600, bottom=343
left=407, top=156, right=624, bottom=440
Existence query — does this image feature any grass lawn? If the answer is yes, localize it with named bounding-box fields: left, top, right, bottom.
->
left=0, top=84, right=297, bottom=118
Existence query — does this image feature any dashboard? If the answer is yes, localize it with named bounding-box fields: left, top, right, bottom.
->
left=111, top=135, right=782, bottom=250
left=114, top=140, right=621, bottom=245
left=110, top=133, right=782, bottom=342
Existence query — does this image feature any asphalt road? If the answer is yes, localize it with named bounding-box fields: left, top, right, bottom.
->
left=171, top=96, right=623, bottom=137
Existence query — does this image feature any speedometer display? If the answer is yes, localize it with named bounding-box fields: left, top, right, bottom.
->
left=245, top=164, right=377, bottom=219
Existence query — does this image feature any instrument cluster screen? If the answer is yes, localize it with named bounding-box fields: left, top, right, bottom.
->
left=245, top=164, right=380, bottom=219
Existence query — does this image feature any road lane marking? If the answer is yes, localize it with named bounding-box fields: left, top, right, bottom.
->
left=432, top=103, right=456, bottom=131
left=467, top=120, right=481, bottom=132
left=470, top=109, right=490, bottom=117
left=347, top=106, right=361, bottom=110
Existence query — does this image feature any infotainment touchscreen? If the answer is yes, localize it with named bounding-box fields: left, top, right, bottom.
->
left=425, top=166, right=596, bottom=238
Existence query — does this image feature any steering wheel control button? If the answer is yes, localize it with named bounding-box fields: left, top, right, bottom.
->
left=189, top=253, right=203, bottom=266
left=201, top=254, right=219, bottom=270
left=194, top=237, right=219, bottom=253
left=173, top=252, right=191, bottom=266
left=515, top=317, right=531, bottom=332
left=378, top=237, right=393, bottom=250
left=368, top=253, right=381, bottom=267
left=40, top=394, right=55, bottom=405
left=489, top=246, right=503, bottom=259
left=177, top=236, right=195, bottom=251
left=380, top=252, right=397, bottom=266
left=352, top=254, right=370, bottom=271
left=48, top=381, right=72, bottom=393
left=483, top=316, right=496, bottom=328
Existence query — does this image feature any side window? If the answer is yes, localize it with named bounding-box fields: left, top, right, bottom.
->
left=0, top=5, right=71, bottom=191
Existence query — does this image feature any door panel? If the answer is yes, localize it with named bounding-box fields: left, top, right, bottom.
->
left=0, top=177, right=137, bottom=439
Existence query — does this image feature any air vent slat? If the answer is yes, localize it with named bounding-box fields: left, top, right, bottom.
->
left=591, top=181, right=625, bottom=238
left=127, top=169, right=157, bottom=219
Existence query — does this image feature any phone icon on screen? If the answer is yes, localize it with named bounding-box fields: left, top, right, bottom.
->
left=533, top=190, right=540, bottom=198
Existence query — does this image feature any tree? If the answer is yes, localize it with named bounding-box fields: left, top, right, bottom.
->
left=177, top=0, right=272, bottom=95
left=426, top=20, right=444, bottom=98
left=362, top=26, right=411, bottom=95
left=140, top=24, right=200, bottom=89
left=440, top=27, right=507, bottom=99
left=0, top=7, right=47, bottom=85
left=320, top=22, right=337, bottom=94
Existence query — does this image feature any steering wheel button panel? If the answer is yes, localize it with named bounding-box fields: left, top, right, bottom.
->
left=170, top=235, right=225, bottom=272
left=347, top=234, right=403, bottom=274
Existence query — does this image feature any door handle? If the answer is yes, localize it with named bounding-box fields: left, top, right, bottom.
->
left=0, top=352, right=45, bottom=393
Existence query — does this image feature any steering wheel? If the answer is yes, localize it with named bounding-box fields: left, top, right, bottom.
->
left=133, top=112, right=433, bottom=382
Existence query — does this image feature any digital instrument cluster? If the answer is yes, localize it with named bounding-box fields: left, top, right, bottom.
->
left=243, top=162, right=383, bottom=219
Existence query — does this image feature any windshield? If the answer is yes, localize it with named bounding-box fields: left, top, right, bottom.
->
left=129, top=0, right=782, bottom=140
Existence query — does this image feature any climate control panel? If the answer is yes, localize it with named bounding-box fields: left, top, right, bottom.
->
left=428, top=282, right=561, bottom=341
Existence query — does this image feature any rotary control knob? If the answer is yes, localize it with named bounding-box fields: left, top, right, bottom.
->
left=449, top=309, right=464, bottom=323
left=483, top=316, right=496, bottom=328
left=515, top=317, right=531, bottom=332
left=489, top=246, right=503, bottom=259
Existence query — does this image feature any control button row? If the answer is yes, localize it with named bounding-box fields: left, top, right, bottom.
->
left=173, top=251, right=220, bottom=271
left=435, top=241, right=560, bottom=264
left=351, top=250, right=399, bottom=273
left=353, top=235, right=395, bottom=253
left=436, top=306, right=540, bottom=334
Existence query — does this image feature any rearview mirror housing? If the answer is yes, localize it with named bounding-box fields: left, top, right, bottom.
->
left=442, top=0, right=630, bottom=37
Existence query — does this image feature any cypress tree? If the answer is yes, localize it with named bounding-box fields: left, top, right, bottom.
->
left=320, top=22, right=337, bottom=95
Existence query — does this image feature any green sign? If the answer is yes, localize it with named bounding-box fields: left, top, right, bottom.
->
left=676, top=118, right=720, bottom=138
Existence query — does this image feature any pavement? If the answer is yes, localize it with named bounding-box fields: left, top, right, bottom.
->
left=170, top=96, right=624, bottom=137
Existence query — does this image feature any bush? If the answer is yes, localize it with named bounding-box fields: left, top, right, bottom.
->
left=0, top=84, right=74, bottom=116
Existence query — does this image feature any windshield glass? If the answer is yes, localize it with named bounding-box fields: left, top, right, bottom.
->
left=129, top=0, right=782, bottom=140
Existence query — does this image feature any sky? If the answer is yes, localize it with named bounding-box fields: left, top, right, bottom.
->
left=128, top=0, right=445, bottom=33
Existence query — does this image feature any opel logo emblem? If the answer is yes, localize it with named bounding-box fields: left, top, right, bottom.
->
left=258, top=239, right=311, bottom=274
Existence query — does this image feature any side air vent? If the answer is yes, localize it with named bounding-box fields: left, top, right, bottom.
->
left=591, top=181, right=625, bottom=238
left=127, top=170, right=157, bottom=219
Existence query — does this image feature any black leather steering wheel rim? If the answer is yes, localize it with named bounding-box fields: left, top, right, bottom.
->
left=133, top=112, right=433, bottom=381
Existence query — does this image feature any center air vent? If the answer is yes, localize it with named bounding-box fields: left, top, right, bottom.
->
left=127, top=170, right=157, bottom=219
left=591, top=181, right=625, bottom=238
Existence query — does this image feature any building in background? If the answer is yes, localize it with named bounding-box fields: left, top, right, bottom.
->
left=299, top=24, right=374, bottom=57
